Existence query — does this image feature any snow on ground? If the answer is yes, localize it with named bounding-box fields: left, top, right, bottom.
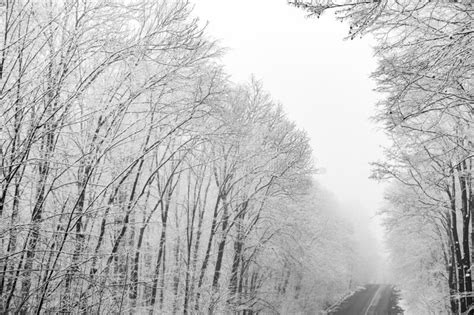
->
left=322, top=286, right=366, bottom=314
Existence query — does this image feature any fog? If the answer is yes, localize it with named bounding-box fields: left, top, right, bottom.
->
left=193, top=0, right=389, bottom=281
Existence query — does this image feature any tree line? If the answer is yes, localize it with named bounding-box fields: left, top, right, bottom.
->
left=0, top=1, right=373, bottom=313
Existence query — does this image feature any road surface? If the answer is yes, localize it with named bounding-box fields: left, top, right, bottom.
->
left=329, top=284, right=403, bottom=315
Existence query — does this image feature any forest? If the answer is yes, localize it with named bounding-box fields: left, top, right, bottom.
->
left=0, top=0, right=472, bottom=314
left=0, top=1, right=378, bottom=313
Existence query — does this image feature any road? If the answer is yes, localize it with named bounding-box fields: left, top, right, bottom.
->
left=329, top=284, right=403, bottom=315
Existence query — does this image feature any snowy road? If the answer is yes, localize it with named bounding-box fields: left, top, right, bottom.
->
left=329, top=284, right=403, bottom=315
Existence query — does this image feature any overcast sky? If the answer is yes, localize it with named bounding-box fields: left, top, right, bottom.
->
left=192, top=0, right=389, bottom=243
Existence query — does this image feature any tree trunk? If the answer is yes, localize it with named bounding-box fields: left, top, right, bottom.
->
left=195, top=194, right=222, bottom=309
left=229, top=211, right=244, bottom=306
left=149, top=197, right=170, bottom=311
left=212, top=194, right=229, bottom=290
left=459, top=162, right=473, bottom=309
left=448, top=180, right=467, bottom=312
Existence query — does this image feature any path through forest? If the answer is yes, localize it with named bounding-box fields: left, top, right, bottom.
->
left=329, top=284, right=404, bottom=315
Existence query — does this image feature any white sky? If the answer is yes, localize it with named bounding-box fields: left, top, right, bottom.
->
left=192, top=0, right=389, bottom=246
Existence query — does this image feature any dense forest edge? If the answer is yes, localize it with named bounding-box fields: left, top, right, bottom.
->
left=0, top=1, right=378, bottom=313
left=0, top=0, right=472, bottom=314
